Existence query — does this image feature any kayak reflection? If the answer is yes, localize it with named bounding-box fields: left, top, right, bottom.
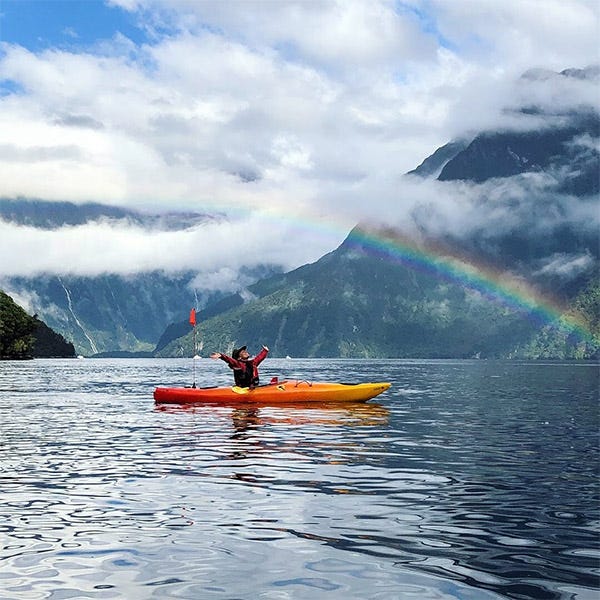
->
left=156, top=401, right=389, bottom=428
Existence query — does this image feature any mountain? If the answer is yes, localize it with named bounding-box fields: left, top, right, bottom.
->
left=155, top=226, right=598, bottom=359
left=436, top=111, right=599, bottom=195
left=31, top=316, right=76, bottom=358
left=406, top=139, right=469, bottom=179
left=3, top=272, right=205, bottom=355
left=433, top=66, right=599, bottom=195
left=0, top=290, right=75, bottom=359
left=1, top=200, right=281, bottom=355
left=411, top=112, right=599, bottom=303
left=156, top=68, right=599, bottom=359
left=154, top=292, right=247, bottom=353
left=0, top=291, right=36, bottom=359
left=0, top=198, right=215, bottom=229
left=1, top=268, right=278, bottom=356
left=5, top=67, right=598, bottom=359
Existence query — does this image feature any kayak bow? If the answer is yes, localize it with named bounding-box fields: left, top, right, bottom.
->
left=154, top=380, right=391, bottom=405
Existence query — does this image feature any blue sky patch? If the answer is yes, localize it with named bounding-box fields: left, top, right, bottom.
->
left=0, top=0, right=147, bottom=52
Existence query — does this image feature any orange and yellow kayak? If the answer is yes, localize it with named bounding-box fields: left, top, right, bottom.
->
left=154, top=380, right=391, bottom=405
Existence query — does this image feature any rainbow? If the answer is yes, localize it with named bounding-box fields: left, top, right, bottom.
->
left=344, top=227, right=596, bottom=344
left=201, top=203, right=597, bottom=347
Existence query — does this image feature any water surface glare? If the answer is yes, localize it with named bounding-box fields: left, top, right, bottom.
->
left=1, top=358, right=598, bottom=599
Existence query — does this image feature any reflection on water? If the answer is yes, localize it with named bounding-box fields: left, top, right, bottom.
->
left=157, top=401, right=390, bottom=429
left=0, top=358, right=598, bottom=599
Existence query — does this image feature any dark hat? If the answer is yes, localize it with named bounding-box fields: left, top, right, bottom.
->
left=232, top=345, right=246, bottom=360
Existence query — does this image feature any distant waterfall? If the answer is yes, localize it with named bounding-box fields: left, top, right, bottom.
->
left=59, top=279, right=98, bottom=355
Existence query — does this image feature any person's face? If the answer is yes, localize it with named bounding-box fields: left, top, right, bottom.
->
left=239, top=349, right=250, bottom=359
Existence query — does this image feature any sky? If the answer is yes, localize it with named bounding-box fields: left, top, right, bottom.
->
left=0, top=0, right=598, bottom=288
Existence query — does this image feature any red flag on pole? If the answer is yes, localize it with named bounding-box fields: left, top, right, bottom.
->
left=189, top=308, right=196, bottom=327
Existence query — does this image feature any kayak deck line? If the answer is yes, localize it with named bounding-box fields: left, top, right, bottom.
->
left=154, top=380, right=391, bottom=405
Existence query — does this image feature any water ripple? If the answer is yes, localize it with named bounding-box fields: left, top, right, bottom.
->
left=0, top=358, right=598, bottom=599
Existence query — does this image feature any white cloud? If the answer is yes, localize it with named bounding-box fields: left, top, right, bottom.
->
left=188, top=267, right=257, bottom=294
left=0, top=0, right=597, bottom=277
left=119, top=0, right=438, bottom=67
left=423, top=0, right=599, bottom=70
left=0, top=214, right=346, bottom=278
left=536, top=252, right=596, bottom=279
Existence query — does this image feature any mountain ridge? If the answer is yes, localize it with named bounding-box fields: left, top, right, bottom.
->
left=154, top=76, right=599, bottom=359
left=3, top=66, right=598, bottom=359
left=0, top=200, right=282, bottom=355
left=154, top=225, right=598, bottom=359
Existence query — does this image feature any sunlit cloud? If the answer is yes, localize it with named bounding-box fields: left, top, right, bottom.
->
left=0, top=0, right=597, bottom=278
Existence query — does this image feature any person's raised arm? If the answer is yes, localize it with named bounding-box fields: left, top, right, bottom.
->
left=254, top=345, right=269, bottom=365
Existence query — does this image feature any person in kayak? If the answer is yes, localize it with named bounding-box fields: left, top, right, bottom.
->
left=210, top=345, right=269, bottom=388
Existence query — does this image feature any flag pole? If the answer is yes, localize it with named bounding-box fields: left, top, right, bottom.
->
left=189, top=308, right=197, bottom=388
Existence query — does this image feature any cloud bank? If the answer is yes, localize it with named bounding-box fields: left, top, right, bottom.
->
left=0, top=0, right=598, bottom=278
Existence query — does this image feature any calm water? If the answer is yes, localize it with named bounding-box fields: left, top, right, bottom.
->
left=0, top=358, right=598, bottom=600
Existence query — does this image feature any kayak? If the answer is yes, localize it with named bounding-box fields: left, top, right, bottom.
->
left=154, top=380, right=390, bottom=405
left=153, top=380, right=391, bottom=405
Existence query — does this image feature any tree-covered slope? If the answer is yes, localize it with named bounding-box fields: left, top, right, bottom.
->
left=0, top=291, right=36, bottom=359
left=513, top=278, right=600, bottom=359
left=31, top=317, right=76, bottom=358
left=0, top=291, right=75, bottom=359
left=156, top=228, right=598, bottom=359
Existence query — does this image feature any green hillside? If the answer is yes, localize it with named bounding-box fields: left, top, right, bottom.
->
left=0, top=291, right=76, bottom=359
left=155, top=237, right=599, bottom=359
left=0, top=291, right=36, bottom=359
